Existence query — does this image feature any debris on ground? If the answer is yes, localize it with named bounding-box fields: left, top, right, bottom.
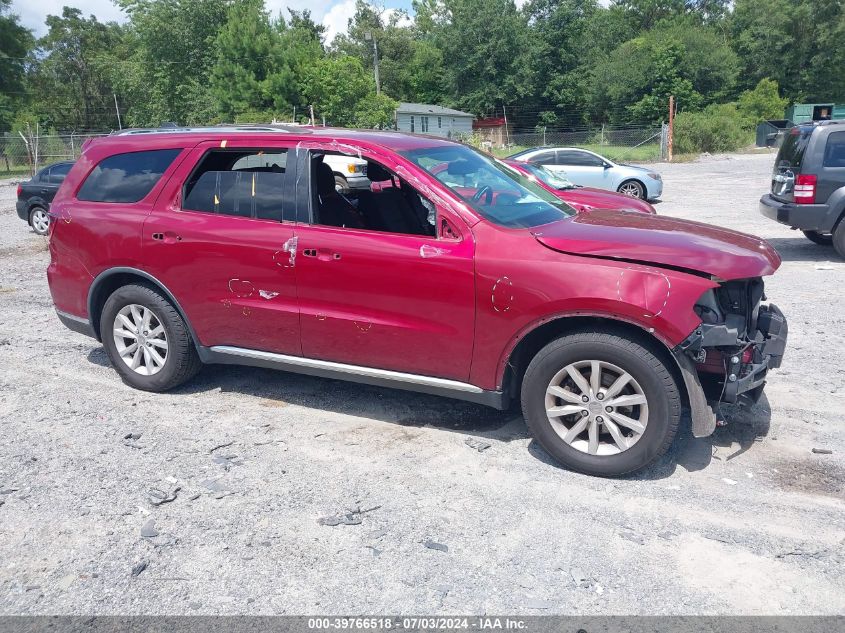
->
left=570, top=567, right=591, bottom=589
left=209, top=441, right=235, bottom=454
left=139, top=519, right=159, bottom=538
left=201, top=478, right=234, bottom=499
left=124, top=432, right=142, bottom=440
left=464, top=437, right=492, bottom=452
left=147, top=487, right=180, bottom=507
left=318, top=505, right=380, bottom=526
left=811, top=448, right=833, bottom=455
left=619, top=531, right=645, bottom=545
left=211, top=454, right=243, bottom=470
left=722, top=478, right=738, bottom=485
left=423, top=539, right=448, bottom=552
left=131, top=560, right=148, bottom=577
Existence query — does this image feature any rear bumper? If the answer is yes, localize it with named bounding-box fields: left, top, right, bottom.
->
left=16, top=200, right=28, bottom=221
left=759, top=194, right=830, bottom=231
left=55, top=309, right=96, bottom=339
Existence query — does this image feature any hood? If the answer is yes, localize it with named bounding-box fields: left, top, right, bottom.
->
left=532, top=208, right=781, bottom=280
left=558, top=186, right=655, bottom=214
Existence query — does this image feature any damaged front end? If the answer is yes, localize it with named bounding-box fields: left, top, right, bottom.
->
left=675, top=278, right=788, bottom=437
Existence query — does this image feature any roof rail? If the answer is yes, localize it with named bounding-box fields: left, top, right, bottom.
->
left=110, top=124, right=305, bottom=136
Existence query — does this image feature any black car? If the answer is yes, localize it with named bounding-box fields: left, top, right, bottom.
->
left=759, top=120, right=845, bottom=257
left=15, top=161, right=74, bottom=235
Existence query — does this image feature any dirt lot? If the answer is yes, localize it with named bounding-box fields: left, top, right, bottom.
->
left=1, top=151, right=844, bottom=615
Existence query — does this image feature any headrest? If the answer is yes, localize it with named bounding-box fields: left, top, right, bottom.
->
left=366, top=162, right=393, bottom=183
left=315, top=161, right=335, bottom=196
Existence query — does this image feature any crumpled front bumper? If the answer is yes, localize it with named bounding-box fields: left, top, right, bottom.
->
left=674, top=303, right=788, bottom=438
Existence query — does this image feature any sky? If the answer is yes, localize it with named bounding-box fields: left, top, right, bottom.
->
left=9, top=0, right=415, bottom=44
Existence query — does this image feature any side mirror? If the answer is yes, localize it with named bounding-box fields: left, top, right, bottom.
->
left=603, top=162, right=612, bottom=169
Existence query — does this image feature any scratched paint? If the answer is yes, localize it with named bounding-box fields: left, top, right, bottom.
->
left=227, top=279, right=255, bottom=298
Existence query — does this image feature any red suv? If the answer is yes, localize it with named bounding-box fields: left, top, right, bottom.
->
left=47, top=126, right=788, bottom=476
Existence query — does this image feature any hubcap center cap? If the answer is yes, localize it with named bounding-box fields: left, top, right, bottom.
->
left=588, top=401, right=604, bottom=415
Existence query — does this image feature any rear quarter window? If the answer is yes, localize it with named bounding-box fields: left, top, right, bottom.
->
left=77, top=149, right=182, bottom=203
left=823, top=131, right=845, bottom=168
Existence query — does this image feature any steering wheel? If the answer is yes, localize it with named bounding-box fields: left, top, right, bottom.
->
left=472, top=185, right=493, bottom=205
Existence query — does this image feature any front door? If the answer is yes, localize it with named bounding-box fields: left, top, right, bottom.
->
left=293, top=147, right=476, bottom=381
left=143, top=140, right=301, bottom=355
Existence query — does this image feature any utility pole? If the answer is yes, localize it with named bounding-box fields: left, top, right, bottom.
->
left=114, top=93, right=123, bottom=130
left=365, top=32, right=380, bottom=94
left=668, top=95, right=674, bottom=162
left=309, top=105, right=315, bottom=126
left=503, top=105, right=511, bottom=147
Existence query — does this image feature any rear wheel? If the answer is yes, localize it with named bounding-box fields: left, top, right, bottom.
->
left=29, top=207, right=50, bottom=235
left=617, top=180, right=645, bottom=199
left=101, top=284, right=201, bottom=392
left=802, top=230, right=833, bottom=246
left=521, top=330, right=681, bottom=476
left=834, top=221, right=845, bottom=259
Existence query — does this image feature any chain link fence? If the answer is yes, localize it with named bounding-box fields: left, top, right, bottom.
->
left=1, top=132, right=110, bottom=177
left=493, top=124, right=669, bottom=162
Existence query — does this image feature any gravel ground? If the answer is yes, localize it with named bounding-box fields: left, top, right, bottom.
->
left=1, top=151, right=844, bottom=616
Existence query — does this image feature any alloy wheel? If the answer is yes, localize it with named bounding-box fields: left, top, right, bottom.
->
left=112, top=304, right=169, bottom=376
left=31, top=208, right=50, bottom=235
left=545, top=360, right=649, bottom=455
left=619, top=182, right=643, bottom=198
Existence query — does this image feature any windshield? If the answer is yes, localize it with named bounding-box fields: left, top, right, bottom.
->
left=401, top=145, right=575, bottom=228
left=515, top=162, right=575, bottom=190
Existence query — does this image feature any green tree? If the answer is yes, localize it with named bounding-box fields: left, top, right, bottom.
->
left=27, top=8, right=125, bottom=131
left=591, top=16, right=737, bottom=123
left=353, top=92, right=398, bottom=128
left=209, top=0, right=287, bottom=120
left=301, top=56, right=373, bottom=126
left=416, top=0, right=534, bottom=114
left=0, top=0, right=34, bottom=131
left=736, top=78, right=788, bottom=126
left=115, top=0, right=231, bottom=126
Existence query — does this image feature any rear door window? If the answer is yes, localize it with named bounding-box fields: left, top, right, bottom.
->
left=77, top=149, right=181, bottom=203
left=557, top=150, right=603, bottom=167
left=50, top=163, right=72, bottom=184
left=182, top=149, right=289, bottom=222
left=822, top=131, right=845, bottom=168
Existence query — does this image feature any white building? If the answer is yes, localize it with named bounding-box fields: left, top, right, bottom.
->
left=395, top=103, right=474, bottom=139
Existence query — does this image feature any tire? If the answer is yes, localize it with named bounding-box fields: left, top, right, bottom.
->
left=617, top=180, right=646, bottom=199
left=802, top=230, right=833, bottom=246
left=100, top=283, right=201, bottom=392
left=334, top=175, right=350, bottom=194
left=521, top=330, right=681, bottom=477
left=29, top=206, right=50, bottom=235
left=834, top=220, right=845, bottom=260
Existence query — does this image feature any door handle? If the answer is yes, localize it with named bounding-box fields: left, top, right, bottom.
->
left=151, top=231, right=181, bottom=243
left=302, top=248, right=340, bottom=261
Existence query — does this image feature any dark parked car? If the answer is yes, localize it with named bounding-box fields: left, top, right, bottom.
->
left=15, top=161, right=74, bottom=235
left=47, top=127, right=786, bottom=476
left=760, top=120, right=845, bottom=257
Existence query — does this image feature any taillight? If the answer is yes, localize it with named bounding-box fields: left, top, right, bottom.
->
left=16, top=183, right=22, bottom=198
left=794, top=174, right=816, bottom=204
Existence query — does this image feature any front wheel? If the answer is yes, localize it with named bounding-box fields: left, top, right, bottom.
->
left=521, top=331, right=681, bottom=476
left=802, top=230, right=833, bottom=246
left=29, top=207, right=50, bottom=235
left=617, top=180, right=646, bottom=199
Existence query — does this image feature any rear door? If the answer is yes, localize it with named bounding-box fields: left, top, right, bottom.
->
left=142, top=140, right=300, bottom=355
left=556, top=150, right=611, bottom=188
left=817, top=130, right=845, bottom=203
